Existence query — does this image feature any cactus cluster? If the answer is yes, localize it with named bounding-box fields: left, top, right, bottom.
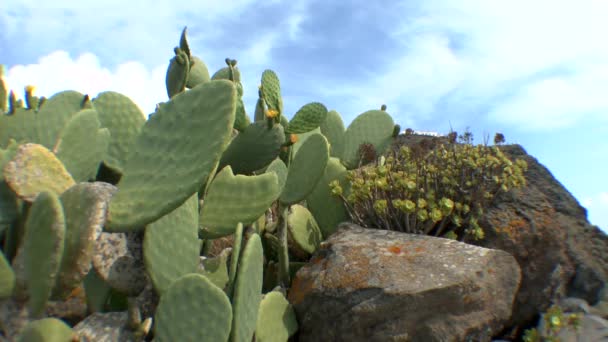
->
left=0, top=26, right=402, bottom=341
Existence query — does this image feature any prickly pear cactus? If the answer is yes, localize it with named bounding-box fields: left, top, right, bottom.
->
left=320, top=109, right=346, bottom=159
left=200, top=166, right=280, bottom=238
left=91, top=91, right=145, bottom=174
left=54, top=109, right=110, bottom=182
left=342, top=109, right=395, bottom=169
left=166, top=47, right=190, bottom=99
left=279, top=133, right=330, bottom=205
left=306, top=157, right=350, bottom=238
left=4, top=143, right=75, bottom=202
left=286, top=102, right=328, bottom=134
left=255, top=290, right=298, bottom=342
left=287, top=204, right=322, bottom=255
left=265, top=158, right=288, bottom=192
left=260, top=70, right=282, bottom=116
left=17, top=318, right=74, bottom=342
left=22, top=191, right=66, bottom=316
left=154, top=274, right=232, bottom=342
left=0, top=251, right=15, bottom=299
left=144, top=193, right=200, bottom=295
left=230, top=233, right=264, bottom=342
left=106, top=80, right=236, bottom=231
left=218, top=121, right=285, bottom=175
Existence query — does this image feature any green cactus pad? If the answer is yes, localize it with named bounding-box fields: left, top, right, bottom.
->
left=0, top=142, right=19, bottom=230
left=342, top=109, right=395, bottom=169
left=212, top=66, right=241, bottom=82
left=53, top=182, right=116, bottom=299
left=154, top=274, right=232, bottom=342
left=23, top=191, right=66, bottom=316
left=254, top=96, right=266, bottom=122
left=200, top=248, right=230, bottom=290
left=227, top=222, right=244, bottom=298
left=231, top=233, right=264, bottom=342
left=0, top=107, right=33, bottom=147
left=279, top=133, right=330, bottom=205
left=92, top=91, right=145, bottom=174
left=143, top=193, right=200, bottom=295
left=287, top=204, right=322, bottom=254
left=83, top=269, right=111, bottom=313
left=233, top=97, right=251, bottom=132
left=0, top=251, right=15, bottom=298
left=218, top=121, right=285, bottom=175
left=255, top=291, right=298, bottom=342
left=106, top=80, right=236, bottom=231
left=31, top=90, right=89, bottom=150
left=0, top=65, right=6, bottom=113
left=320, top=110, right=346, bottom=159
left=17, top=318, right=74, bottom=342
left=265, top=158, right=288, bottom=192
left=54, top=109, right=110, bottom=182
left=165, top=48, right=190, bottom=99
left=179, top=27, right=191, bottom=58
left=286, top=102, right=328, bottom=134
left=187, top=56, right=211, bottom=88
left=291, top=127, right=321, bottom=156
left=4, top=143, right=76, bottom=202
left=306, top=157, right=350, bottom=238
left=199, top=166, right=280, bottom=238
left=260, top=70, right=282, bottom=115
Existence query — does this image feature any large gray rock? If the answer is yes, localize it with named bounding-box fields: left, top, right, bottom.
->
left=288, top=223, right=521, bottom=342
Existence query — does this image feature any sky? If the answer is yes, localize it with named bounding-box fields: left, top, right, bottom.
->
left=1, top=0, right=607, bottom=232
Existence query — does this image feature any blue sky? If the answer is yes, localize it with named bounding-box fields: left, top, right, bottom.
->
left=1, top=0, right=607, bottom=232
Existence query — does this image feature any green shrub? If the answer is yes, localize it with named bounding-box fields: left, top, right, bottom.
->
left=330, top=135, right=528, bottom=241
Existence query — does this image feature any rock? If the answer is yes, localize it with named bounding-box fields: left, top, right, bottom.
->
left=470, top=144, right=608, bottom=335
left=73, top=311, right=137, bottom=342
left=288, top=223, right=521, bottom=342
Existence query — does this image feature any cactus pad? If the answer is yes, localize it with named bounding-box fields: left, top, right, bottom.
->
left=320, top=110, right=346, bottom=159
left=199, top=248, right=230, bottom=290
left=53, top=182, right=116, bottom=299
left=199, top=166, right=280, bottom=238
left=227, top=222, right=244, bottom=298
left=255, top=291, right=298, bottom=342
left=218, top=121, right=285, bottom=175
left=0, top=251, right=15, bottom=299
left=154, top=273, right=232, bottom=342
left=17, top=318, right=74, bottom=342
left=342, top=109, right=394, bottom=169
left=286, top=102, right=328, bottom=134
left=187, top=56, right=211, bottom=88
left=306, top=157, right=350, bottom=238
left=231, top=233, right=264, bottom=342
left=165, top=48, right=190, bottom=99
left=279, top=133, right=330, bottom=205
left=54, top=109, right=110, bottom=182
left=23, top=191, right=66, bottom=316
left=144, top=193, right=200, bottom=295
left=260, top=70, right=282, bottom=115
left=265, top=158, right=288, bottom=192
left=287, top=204, right=322, bottom=255
left=106, top=80, right=236, bottom=231
left=4, top=143, right=75, bottom=201
left=233, top=97, right=250, bottom=132
left=92, top=91, right=145, bottom=174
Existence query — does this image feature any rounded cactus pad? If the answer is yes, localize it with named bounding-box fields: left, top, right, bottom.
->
left=154, top=273, right=232, bottom=342
left=320, top=110, right=346, bottom=159
left=4, top=143, right=75, bottom=202
left=199, top=166, right=280, bottom=239
left=144, top=193, right=200, bottom=295
left=260, top=69, right=282, bottom=114
left=219, top=121, right=285, bottom=175
left=279, top=133, right=330, bottom=205
left=22, top=191, right=66, bottom=316
left=92, top=91, right=145, bottom=174
left=54, top=109, right=110, bottom=182
left=306, top=157, right=350, bottom=238
left=287, top=204, right=322, bottom=255
left=255, top=290, right=298, bottom=342
left=53, top=182, right=116, bottom=299
left=342, top=109, right=395, bottom=169
left=187, top=56, right=211, bottom=88
left=106, top=80, right=236, bottom=231
left=265, top=158, right=288, bottom=192
left=286, top=102, right=328, bottom=134
left=0, top=251, right=15, bottom=299
left=165, top=48, right=190, bottom=99
left=17, top=318, right=74, bottom=342
left=231, top=233, right=264, bottom=342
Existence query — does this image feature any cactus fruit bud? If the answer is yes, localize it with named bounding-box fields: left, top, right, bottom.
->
left=25, top=85, right=36, bottom=94
left=230, top=59, right=238, bottom=67
left=266, top=109, right=279, bottom=119
left=381, top=104, right=387, bottom=111
left=392, top=124, right=401, bottom=137
left=290, top=134, right=298, bottom=144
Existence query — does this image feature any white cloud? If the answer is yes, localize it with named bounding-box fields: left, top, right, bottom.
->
left=3, top=51, right=166, bottom=116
